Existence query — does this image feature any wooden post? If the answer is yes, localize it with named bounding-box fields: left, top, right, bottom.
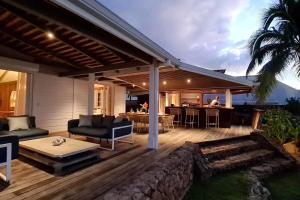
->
left=148, top=59, right=159, bottom=149
left=225, top=89, right=232, bottom=108
left=88, top=73, right=95, bottom=115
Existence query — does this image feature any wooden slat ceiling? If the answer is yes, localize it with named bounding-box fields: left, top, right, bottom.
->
left=118, top=69, right=251, bottom=92
left=0, top=0, right=152, bottom=74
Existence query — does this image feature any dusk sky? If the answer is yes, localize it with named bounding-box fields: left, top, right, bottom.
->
left=98, top=0, right=300, bottom=89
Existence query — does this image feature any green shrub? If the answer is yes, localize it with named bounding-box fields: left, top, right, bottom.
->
left=286, top=97, right=300, bottom=116
left=262, top=109, right=300, bottom=144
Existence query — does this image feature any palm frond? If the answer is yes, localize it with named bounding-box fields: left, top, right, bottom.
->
left=248, top=0, right=300, bottom=102
left=255, top=50, right=290, bottom=102
left=246, top=43, right=292, bottom=75
left=262, top=3, right=287, bottom=30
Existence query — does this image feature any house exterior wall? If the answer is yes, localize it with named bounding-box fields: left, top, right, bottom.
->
left=32, top=73, right=88, bottom=132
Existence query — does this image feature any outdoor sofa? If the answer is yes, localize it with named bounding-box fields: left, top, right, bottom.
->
left=0, top=116, right=49, bottom=141
left=68, top=115, right=134, bottom=151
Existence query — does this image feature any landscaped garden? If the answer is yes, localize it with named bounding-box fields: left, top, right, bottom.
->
left=185, top=168, right=300, bottom=200
left=184, top=171, right=250, bottom=200
left=185, top=99, right=300, bottom=200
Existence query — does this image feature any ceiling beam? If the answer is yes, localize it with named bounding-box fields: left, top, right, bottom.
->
left=59, top=61, right=148, bottom=77
left=97, top=77, right=113, bottom=81
left=0, top=1, right=108, bottom=67
left=0, top=39, right=77, bottom=71
left=1, top=0, right=153, bottom=64
left=0, top=27, right=80, bottom=69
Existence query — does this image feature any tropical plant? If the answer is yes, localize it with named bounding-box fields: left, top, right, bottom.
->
left=262, top=109, right=296, bottom=144
left=290, top=127, right=300, bottom=147
left=286, top=97, right=300, bottom=116
left=247, top=0, right=300, bottom=102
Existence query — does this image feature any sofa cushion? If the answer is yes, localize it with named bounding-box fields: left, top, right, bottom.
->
left=92, top=114, right=103, bottom=128
left=0, top=128, right=49, bottom=139
left=69, top=127, right=108, bottom=138
left=0, top=116, right=36, bottom=131
left=7, top=116, right=29, bottom=131
left=102, top=116, right=115, bottom=129
left=78, top=115, right=92, bottom=127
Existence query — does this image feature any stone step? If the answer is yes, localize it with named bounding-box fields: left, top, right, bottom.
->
left=201, top=140, right=260, bottom=161
left=208, top=149, right=275, bottom=174
left=250, top=158, right=295, bottom=178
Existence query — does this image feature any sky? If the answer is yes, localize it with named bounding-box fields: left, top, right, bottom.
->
left=98, top=0, right=300, bottom=89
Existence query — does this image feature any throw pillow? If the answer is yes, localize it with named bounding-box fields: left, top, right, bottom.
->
left=102, top=116, right=115, bottom=128
left=78, top=115, right=92, bottom=127
left=7, top=116, right=29, bottom=131
left=92, top=114, right=103, bottom=128
left=113, top=116, right=124, bottom=123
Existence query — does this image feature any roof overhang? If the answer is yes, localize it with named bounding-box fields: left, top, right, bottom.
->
left=102, top=63, right=254, bottom=94
left=50, top=0, right=181, bottom=67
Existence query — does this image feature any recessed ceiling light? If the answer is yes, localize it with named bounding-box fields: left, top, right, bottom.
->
left=187, top=79, right=191, bottom=83
left=142, top=82, right=146, bottom=86
left=163, top=81, right=167, bottom=85
left=46, top=31, right=55, bottom=39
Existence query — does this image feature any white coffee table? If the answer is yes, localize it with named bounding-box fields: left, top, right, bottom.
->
left=19, top=137, right=100, bottom=175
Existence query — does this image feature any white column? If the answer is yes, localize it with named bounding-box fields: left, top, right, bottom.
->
left=88, top=73, right=95, bottom=115
left=225, top=89, right=232, bottom=108
left=148, top=59, right=159, bottom=149
left=165, top=92, right=169, bottom=106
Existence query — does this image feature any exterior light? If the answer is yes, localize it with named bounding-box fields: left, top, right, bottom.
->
left=46, top=31, right=55, bottom=39
left=163, top=81, right=167, bottom=85
left=142, top=82, right=146, bottom=86
left=132, top=84, right=135, bottom=88
left=187, top=79, right=191, bottom=83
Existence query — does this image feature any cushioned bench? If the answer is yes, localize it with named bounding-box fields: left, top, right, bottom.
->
left=68, top=115, right=133, bottom=150
left=0, top=116, right=49, bottom=140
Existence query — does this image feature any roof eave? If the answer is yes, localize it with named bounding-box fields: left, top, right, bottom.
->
left=50, top=0, right=180, bottom=66
left=179, top=63, right=254, bottom=87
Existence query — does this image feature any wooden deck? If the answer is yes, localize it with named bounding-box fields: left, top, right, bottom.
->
left=0, top=126, right=252, bottom=200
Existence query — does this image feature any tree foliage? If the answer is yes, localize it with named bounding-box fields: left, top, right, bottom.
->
left=247, top=0, right=300, bottom=102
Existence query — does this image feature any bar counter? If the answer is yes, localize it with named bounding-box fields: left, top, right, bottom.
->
left=165, top=106, right=234, bottom=128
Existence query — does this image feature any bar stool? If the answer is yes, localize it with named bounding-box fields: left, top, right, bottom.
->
left=206, top=109, right=219, bottom=128
left=185, top=108, right=200, bottom=128
left=169, top=107, right=182, bottom=126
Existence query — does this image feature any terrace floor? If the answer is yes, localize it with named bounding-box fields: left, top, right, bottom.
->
left=0, top=126, right=252, bottom=200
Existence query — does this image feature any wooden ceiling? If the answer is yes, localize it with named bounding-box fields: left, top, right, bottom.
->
left=0, top=0, right=152, bottom=75
left=118, top=69, right=252, bottom=93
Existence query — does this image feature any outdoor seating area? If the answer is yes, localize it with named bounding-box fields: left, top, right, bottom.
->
left=0, top=0, right=299, bottom=199
left=0, top=126, right=252, bottom=199
left=119, top=112, right=174, bottom=133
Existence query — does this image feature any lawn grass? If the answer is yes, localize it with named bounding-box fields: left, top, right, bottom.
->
left=184, top=171, right=250, bottom=200
left=263, top=167, right=300, bottom=200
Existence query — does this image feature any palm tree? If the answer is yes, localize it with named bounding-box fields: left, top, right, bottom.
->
left=247, top=0, right=300, bottom=102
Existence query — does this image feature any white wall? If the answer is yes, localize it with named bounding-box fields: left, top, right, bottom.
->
left=113, top=86, right=126, bottom=116
left=32, top=73, right=88, bottom=132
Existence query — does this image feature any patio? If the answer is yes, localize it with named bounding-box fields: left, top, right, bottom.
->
left=0, top=126, right=252, bottom=200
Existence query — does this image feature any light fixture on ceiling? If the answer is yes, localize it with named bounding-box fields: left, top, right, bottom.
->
left=46, top=31, right=55, bottom=39
left=142, top=82, right=146, bottom=86
left=187, top=79, right=191, bottom=83
left=163, top=80, right=167, bottom=85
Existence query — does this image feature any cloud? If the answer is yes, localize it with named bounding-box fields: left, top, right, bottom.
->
left=97, top=0, right=265, bottom=76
